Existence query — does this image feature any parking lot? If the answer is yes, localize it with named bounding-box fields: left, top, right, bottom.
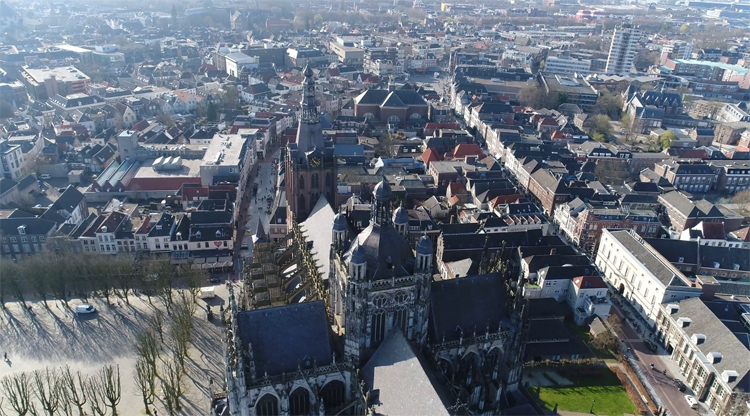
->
left=0, top=285, right=233, bottom=415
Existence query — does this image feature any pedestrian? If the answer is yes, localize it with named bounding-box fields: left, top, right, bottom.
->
left=3, top=352, right=7, bottom=360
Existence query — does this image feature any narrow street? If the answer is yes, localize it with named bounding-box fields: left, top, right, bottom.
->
left=612, top=303, right=699, bottom=416
left=233, top=144, right=282, bottom=271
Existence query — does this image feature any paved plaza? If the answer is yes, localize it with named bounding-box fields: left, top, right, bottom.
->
left=0, top=286, right=234, bottom=415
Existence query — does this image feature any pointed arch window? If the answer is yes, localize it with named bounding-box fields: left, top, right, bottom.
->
left=371, top=309, right=386, bottom=345
left=255, top=394, right=279, bottom=416
left=311, top=173, right=319, bottom=189
left=298, top=175, right=305, bottom=190
left=325, top=173, right=332, bottom=187
left=289, top=388, right=311, bottom=416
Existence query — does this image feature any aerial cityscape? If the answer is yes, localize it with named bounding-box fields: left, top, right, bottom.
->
left=0, top=0, right=749, bottom=415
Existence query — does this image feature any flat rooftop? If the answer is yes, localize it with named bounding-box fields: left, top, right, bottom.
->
left=22, top=66, right=90, bottom=84
left=134, top=158, right=202, bottom=179
left=671, top=59, right=748, bottom=75
left=201, top=134, right=247, bottom=167
left=543, top=74, right=598, bottom=94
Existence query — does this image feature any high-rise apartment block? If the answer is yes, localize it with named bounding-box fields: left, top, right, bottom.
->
left=605, top=24, right=640, bottom=76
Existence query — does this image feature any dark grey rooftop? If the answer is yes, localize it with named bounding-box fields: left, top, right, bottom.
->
left=236, top=301, right=333, bottom=377
left=361, top=329, right=450, bottom=416
left=430, top=273, right=508, bottom=343
left=608, top=230, right=686, bottom=287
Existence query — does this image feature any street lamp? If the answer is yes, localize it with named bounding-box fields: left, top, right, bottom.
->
left=590, top=399, right=596, bottom=414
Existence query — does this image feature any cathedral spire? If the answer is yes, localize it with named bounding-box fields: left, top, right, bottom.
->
left=371, top=177, right=392, bottom=227
left=301, top=64, right=319, bottom=125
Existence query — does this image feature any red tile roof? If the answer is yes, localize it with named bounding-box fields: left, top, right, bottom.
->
left=572, top=275, right=607, bottom=290
left=452, top=143, right=483, bottom=158
left=421, top=148, right=443, bottom=167
left=551, top=130, right=566, bottom=139
left=448, top=182, right=466, bottom=195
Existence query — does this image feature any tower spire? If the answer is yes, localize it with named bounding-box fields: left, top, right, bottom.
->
left=301, top=64, right=319, bottom=125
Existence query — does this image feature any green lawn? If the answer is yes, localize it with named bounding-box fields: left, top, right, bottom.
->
left=534, top=369, right=637, bottom=416
left=569, top=323, right=617, bottom=360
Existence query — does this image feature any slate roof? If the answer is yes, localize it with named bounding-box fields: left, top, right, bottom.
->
left=660, top=192, right=724, bottom=218
left=354, top=89, right=428, bottom=107
left=667, top=297, right=750, bottom=392
left=361, top=329, right=450, bottom=416
left=610, top=230, right=686, bottom=287
left=700, top=246, right=750, bottom=271
left=39, top=187, right=86, bottom=224
left=429, top=273, right=508, bottom=343
left=0, top=178, right=17, bottom=194
left=527, top=298, right=569, bottom=319
left=381, top=91, right=407, bottom=108
left=236, top=301, right=333, bottom=376
left=301, top=195, right=336, bottom=282
left=644, top=238, right=699, bottom=264
left=0, top=216, right=57, bottom=236
left=528, top=318, right=572, bottom=342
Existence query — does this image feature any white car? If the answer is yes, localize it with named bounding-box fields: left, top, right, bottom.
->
left=75, top=304, right=97, bottom=314
left=684, top=394, right=698, bottom=409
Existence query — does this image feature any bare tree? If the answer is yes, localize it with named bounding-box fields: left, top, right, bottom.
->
left=4, top=260, right=26, bottom=307
left=169, top=294, right=196, bottom=373
left=179, top=265, right=207, bottom=304
left=134, top=328, right=160, bottom=373
left=594, top=159, right=630, bottom=185
left=732, top=189, right=750, bottom=212
left=151, top=309, right=165, bottom=343
left=150, top=259, right=175, bottom=314
left=60, top=366, right=87, bottom=416
left=25, top=257, right=52, bottom=308
left=161, top=356, right=186, bottom=414
left=99, top=365, right=121, bottom=415
left=32, top=368, right=61, bottom=416
left=1, top=372, right=33, bottom=415
left=134, top=357, right=156, bottom=414
left=84, top=378, right=107, bottom=416
left=111, top=256, right=135, bottom=304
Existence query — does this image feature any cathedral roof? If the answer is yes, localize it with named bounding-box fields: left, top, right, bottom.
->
left=416, top=234, right=433, bottom=255
left=345, top=222, right=414, bottom=281
left=361, top=329, right=451, bottom=416
left=429, top=273, right=509, bottom=343
left=332, top=212, right=348, bottom=232
left=300, top=195, right=336, bottom=282
left=236, top=301, right=333, bottom=376
left=373, top=178, right=391, bottom=201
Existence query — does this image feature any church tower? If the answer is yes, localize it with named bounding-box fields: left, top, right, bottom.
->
left=330, top=178, right=433, bottom=366
left=284, top=64, right=337, bottom=221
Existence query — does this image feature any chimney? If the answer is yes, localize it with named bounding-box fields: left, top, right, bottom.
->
left=450, top=215, right=456, bottom=224
left=695, top=275, right=719, bottom=301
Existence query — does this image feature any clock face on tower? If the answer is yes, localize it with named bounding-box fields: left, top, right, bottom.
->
left=309, top=156, right=321, bottom=167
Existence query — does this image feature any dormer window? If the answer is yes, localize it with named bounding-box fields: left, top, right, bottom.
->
left=678, top=257, right=684, bottom=263
left=195, top=231, right=201, bottom=239
left=176, top=232, right=182, bottom=241
left=708, top=352, right=722, bottom=364
left=722, top=370, right=738, bottom=383
left=17, top=225, right=26, bottom=235
left=216, top=230, right=222, bottom=238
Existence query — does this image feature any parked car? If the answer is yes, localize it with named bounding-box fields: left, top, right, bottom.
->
left=684, top=394, right=698, bottom=409
left=75, top=304, right=96, bottom=315
left=209, top=276, right=222, bottom=284
left=644, top=340, right=658, bottom=352
left=674, top=379, right=687, bottom=392
left=40, top=174, right=51, bottom=180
